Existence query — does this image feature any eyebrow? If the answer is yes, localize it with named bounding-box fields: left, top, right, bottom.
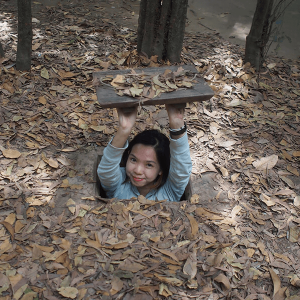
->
left=129, top=153, right=157, bottom=164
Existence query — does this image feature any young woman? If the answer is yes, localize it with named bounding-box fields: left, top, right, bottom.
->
left=97, top=104, right=192, bottom=202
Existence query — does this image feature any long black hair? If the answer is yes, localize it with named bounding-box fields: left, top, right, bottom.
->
left=121, top=129, right=170, bottom=188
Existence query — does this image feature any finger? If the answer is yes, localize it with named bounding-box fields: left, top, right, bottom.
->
left=173, top=103, right=186, bottom=110
left=119, top=106, right=137, bottom=114
left=165, top=103, right=186, bottom=110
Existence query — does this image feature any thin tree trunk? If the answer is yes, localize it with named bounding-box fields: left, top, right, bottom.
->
left=0, top=42, right=4, bottom=58
left=16, top=0, right=32, bottom=71
left=137, top=0, right=147, bottom=53
left=166, top=0, right=188, bottom=63
left=137, top=0, right=161, bottom=55
left=245, top=0, right=274, bottom=70
left=153, top=0, right=172, bottom=60
left=137, top=0, right=188, bottom=63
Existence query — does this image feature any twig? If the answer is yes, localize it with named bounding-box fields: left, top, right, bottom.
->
left=197, top=21, right=216, bottom=32
left=212, top=280, right=226, bottom=297
left=99, top=77, right=114, bottom=88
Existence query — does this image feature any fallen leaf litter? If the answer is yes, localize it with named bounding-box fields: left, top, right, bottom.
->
left=0, top=0, right=300, bottom=299
left=1, top=195, right=299, bottom=300
left=94, top=67, right=196, bottom=101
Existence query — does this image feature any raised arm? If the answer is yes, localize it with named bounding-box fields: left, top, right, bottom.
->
left=111, top=107, right=138, bottom=148
left=165, top=103, right=186, bottom=139
left=98, top=106, right=138, bottom=197
left=164, top=103, right=192, bottom=201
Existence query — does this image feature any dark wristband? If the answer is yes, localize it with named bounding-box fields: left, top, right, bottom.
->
left=169, top=122, right=187, bottom=136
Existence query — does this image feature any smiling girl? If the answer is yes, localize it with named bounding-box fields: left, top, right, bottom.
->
left=97, top=104, right=192, bottom=202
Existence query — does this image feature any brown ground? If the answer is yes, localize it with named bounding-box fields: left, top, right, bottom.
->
left=0, top=0, right=300, bottom=299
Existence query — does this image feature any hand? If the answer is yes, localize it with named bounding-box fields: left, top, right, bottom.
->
left=117, top=106, right=138, bottom=133
left=111, top=106, right=138, bottom=148
left=165, top=103, right=185, bottom=129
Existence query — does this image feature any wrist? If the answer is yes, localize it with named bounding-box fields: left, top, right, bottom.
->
left=117, top=127, right=132, bottom=135
left=169, top=122, right=187, bottom=137
left=111, top=129, right=130, bottom=148
left=169, top=119, right=185, bottom=130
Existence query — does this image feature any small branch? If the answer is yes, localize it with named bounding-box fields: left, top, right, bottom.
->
left=0, top=42, right=4, bottom=58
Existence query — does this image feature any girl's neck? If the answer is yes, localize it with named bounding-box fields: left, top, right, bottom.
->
left=137, top=187, right=151, bottom=197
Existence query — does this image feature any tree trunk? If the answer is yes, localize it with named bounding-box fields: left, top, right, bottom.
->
left=166, top=0, right=188, bottom=63
left=245, top=0, right=274, bottom=70
left=0, top=42, right=4, bottom=58
left=137, top=0, right=161, bottom=55
left=137, top=0, right=188, bottom=63
left=16, top=0, right=32, bottom=71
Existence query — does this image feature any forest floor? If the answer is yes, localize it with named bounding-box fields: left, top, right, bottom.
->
left=0, top=0, right=300, bottom=299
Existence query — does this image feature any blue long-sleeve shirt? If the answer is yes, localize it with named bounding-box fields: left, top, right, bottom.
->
left=97, top=133, right=192, bottom=202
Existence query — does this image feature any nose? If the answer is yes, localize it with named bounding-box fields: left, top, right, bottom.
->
left=134, top=163, right=143, bottom=175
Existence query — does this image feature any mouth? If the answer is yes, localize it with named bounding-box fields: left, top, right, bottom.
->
left=133, top=177, right=144, bottom=182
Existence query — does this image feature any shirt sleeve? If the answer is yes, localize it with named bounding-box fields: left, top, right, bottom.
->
left=167, top=133, right=192, bottom=201
left=97, top=138, right=128, bottom=197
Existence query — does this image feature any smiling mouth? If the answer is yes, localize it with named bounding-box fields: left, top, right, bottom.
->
left=133, top=177, right=143, bottom=182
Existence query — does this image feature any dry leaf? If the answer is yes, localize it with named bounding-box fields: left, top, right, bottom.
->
left=280, top=175, right=295, bottom=188
left=214, top=273, right=231, bottom=291
left=154, top=274, right=183, bottom=286
left=287, top=165, right=299, bottom=176
left=195, top=207, right=223, bottom=220
left=14, top=283, right=28, bottom=300
left=41, top=67, right=49, bottom=79
left=289, top=274, right=300, bottom=287
left=269, top=268, right=281, bottom=297
left=153, top=74, right=168, bottom=89
left=110, top=276, right=123, bottom=295
left=21, top=292, right=37, bottom=300
left=130, top=86, right=143, bottom=97
left=220, top=166, right=229, bottom=177
left=183, top=253, right=197, bottom=279
left=2, top=149, right=21, bottom=159
left=38, top=96, right=47, bottom=105
left=119, top=260, right=145, bottom=273
left=209, top=122, right=219, bottom=134
left=253, top=155, right=278, bottom=170
left=1, top=221, right=14, bottom=239
left=152, top=246, right=179, bottom=262
left=159, top=283, right=172, bottom=297
left=267, top=63, right=276, bottom=69
left=246, top=248, right=255, bottom=258
left=26, top=207, right=35, bottom=218
left=111, top=74, right=125, bottom=87
left=58, top=70, right=79, bottom=78
left=57, top=287, right=78, bottom=299
left=3, top=82, right=15, bottom=94
left=216, top=140, right=237, bottom=150
left=47, top=157, right=59, bottom=168
left=231, top=173, right=240, bottom=183
left=15, top=220, right=25, bottom=233
left=206, top=158, right=217, bottom=172
left=260, top=194, right=276, bottom=206
left=5, top=213, right=16, bottom=225
left=190, top=194, right=199, bottom=204
left=289, top=226, right=300, bottom=243
left=90, top=125, right=106, bottom=132
left=186, top=213, right=198, bottom=238
left=67, top=198, right=76, bottom=214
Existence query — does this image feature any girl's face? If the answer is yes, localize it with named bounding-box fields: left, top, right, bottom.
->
left=126, top=144, right=162, bottom=196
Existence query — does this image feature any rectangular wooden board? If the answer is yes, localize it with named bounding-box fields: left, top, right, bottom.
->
left=93, top=65, right=214, bottom=108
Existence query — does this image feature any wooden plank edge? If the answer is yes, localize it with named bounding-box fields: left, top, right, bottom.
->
left=96, top=92, right=214, bottom=108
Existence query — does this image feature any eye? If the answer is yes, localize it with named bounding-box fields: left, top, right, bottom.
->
left=146, top=163, right=153, bottom=168
left=130, top=157, right=136, bottom=162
